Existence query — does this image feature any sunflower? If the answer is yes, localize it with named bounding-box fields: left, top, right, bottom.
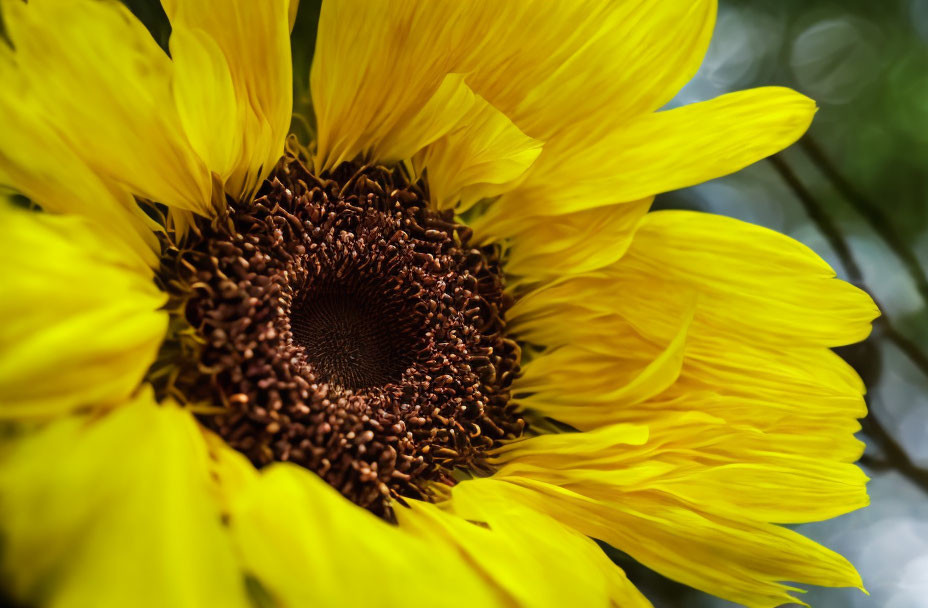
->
left=0, top=1, right=879, bottom=607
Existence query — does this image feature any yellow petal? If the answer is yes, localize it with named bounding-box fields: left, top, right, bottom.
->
left=0, top=205, right=167, bottom=419
left=414, top=90, right=543, bottom=212
left=608, top=210, right=879, bottom=347
left=0, top=392, right=251, bottom=608
left=513, top=308, right=692, bottom=429
left=311, top=1, right=467, bottom=169
left=576, top=346, right=868, bottom=462
left=288, top=0, right=299, bottom=30
left=649, top=459, right=868, bottom=525
left=399, top=489, right=653, bottom=608
left=496, top=413, right=868, bottom=524
left=664, top=339, right=868, bottom=463
left=515, top=210, right=877, bottom=353
left=482, top=200, right=650, bottom=284
left=1, top=0, right=211, bottom=214
left=512, top=298, right=867, bottom=462
left=163, top=0, right=293, bottom=199
left=0, top=50, right=160, bottom=268
left=227, top=463, right=505, bottom=607
left=311, top=0, right=716, bottom=168
left=513, top=329, right=866, bottom=461
left=490, top=87, right=816, bottom=223
left=493, top=423, right=650, bottom=461
left=459, top=0, right=716, bottom=141
left=508, top=210, right=871, bottom=458
left=471, top=477, right=863, bottom=608
left=374, top=73, right=477, bottom=165
left=169, top=26, right=243, bottom=188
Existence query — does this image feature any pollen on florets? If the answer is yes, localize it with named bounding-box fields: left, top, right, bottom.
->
left=151, top=155, right=523, bottom=518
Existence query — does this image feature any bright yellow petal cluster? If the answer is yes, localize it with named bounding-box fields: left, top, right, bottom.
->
left=0, top=205, right=167, bottom=419
left=0, top=1, right=878, bottom=607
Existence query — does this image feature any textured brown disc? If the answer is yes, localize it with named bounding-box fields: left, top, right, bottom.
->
left=152, top=155, right=524, bottom=518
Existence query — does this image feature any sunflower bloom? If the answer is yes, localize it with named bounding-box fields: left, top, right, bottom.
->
left=0, top=1, right=879, bottom=607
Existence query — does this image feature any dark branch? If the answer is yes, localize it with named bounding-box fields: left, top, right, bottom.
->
left=859, top=454, right=891, bottom=471
left=800, top=136, right=928, bottom=305
left=768, top=154, right=864, bottom=283
left=881, top=322, right=928, bottom=380
left=860, top=415, right=928, bottom=494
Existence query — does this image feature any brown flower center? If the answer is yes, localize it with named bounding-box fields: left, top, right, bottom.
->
left=151, top=156, right=524, bottom=518
left=289, top=280, right=419, bottom=390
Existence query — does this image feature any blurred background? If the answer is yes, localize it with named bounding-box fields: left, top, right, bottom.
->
left=110, top=0, right=928, bottom=606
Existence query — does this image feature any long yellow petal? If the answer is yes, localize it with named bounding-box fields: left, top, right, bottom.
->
left=557, top=347, right=868, bottom=463
left=1, top=0, right=211, bottom=214
left=227, top=463, right=505, bottom=607
left=516, top=210, right=877, bottom=352
left=513, top=308, right=692, bottom=429
left=507, top=210, right=871, bottom=467
left=0, top=116, right=159, bottom=270
left=373, top=73, right=477, bottom=165
left=169, top=26, right=243, bottom=190
left=399, top=490, right=653, bottom=608
left=288, top=0, right=299, bottom=30
left=0, top=49, right=160, bottom=269
left=487, top=87, right=816, bottom=223
left=483, top=200, right=650, bottom=284
left=512, top=293, right=867, bottom=461
left=0, top=205, right=167, bottom=419
left=0, top=392, right=251, bottom=608
left=310, top=0, right=716, bottom=168
left=610, top=210, right=879, bottom=346
left=310, top=1, right=467, bottom=169
left=495, top=413, right=868, bottom=523
left=163, top=0, right=293, bottom=199
left=414, top=90, right=542, bottom=212
left=228, top=458, right=651, bottom=607
left=467, top=478, right=863, bottom=608
left=460, top=0, right=716, bottom=140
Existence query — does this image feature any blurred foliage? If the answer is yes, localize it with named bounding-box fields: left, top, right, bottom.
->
left=724, top=0, right=928, bottom=235
left=663, top=0, right=928, bottom=250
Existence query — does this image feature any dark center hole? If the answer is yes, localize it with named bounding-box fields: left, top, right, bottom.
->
left=290, top=280, right=423, bottom=390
